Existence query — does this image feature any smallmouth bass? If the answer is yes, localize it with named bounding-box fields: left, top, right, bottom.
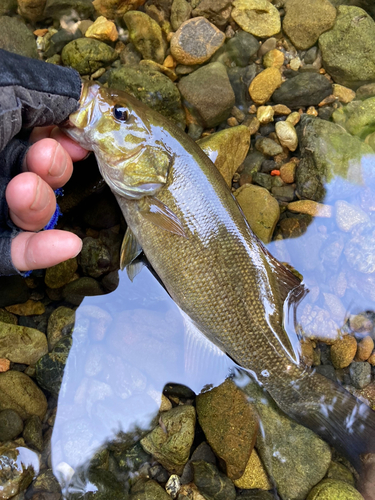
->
left=65, top=80, right=375, bottom=470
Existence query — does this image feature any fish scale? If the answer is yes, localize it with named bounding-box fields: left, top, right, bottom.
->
left=64, top=80, right=375, bottom=471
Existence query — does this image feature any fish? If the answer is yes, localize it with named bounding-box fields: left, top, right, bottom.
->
left=64, top=80, right=375, bottom=470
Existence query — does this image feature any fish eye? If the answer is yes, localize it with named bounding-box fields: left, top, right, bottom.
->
left=113, top=105, right=129, bottom=121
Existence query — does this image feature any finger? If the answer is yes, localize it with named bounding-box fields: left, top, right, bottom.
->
left=11, top=230, right=82, bottom=272
left=29, top=126, right=89, bottom=162
left=24, top=138, right=73, bottom=189
left=6, top=172, right=56, bottom=231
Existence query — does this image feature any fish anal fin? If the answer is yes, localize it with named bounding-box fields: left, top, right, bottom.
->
left=140, top=197, right=187, bottom=238
left=120, top=226, right=143, bottom=271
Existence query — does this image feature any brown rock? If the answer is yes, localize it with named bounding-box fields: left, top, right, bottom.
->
left=333, top=84, right=356, bottom=104
left=280, top=161, right=297, bottom=184
left=5, top=299, right=45, bottom=316
left=0, top=359, right=10, bottom=372
left=263, top=48, right=284, bottom=68
left=355, top=336, right=374, bottom=361
left=85, top=16, right=118, bottom=42
left=0, top=371, right=47, bottom=419
left=287, top=200, right=332, bottom=218
left=245, top=115, right=260, bottom=135
left=233, top=448, right=271, bottom=490
left=331, top=335, right=358, bottom=369
left=257, top=105, right=274, bottom=124
left=368, top=351, right=375, bottom=366
left=192, top=0, right=232, bottom=30
left=92, top=0, right=145, bottom=18
left=249, top=67, right=282, bottom=105
left=196, top=379, right=258, bottom=479
left=17, top=0, right=46, bottom=22
left=283, top=0, right=337, bottom=50
left=170, top=17, right=225, bottom=65
left=300, top=339, right=315, bottom=367
left=273, top=104, right=291, bottom=115
left=286, top=111, right=301, bottom=126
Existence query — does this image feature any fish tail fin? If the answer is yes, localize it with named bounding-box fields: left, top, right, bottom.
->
left=288, top=373, right=375, bottom=472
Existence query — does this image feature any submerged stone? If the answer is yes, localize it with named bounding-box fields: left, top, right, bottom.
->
left=36, top=335, right=72, bottom=396
left=0, top=16, right=38, bottom=58
left=124, top=10, right=166, bottom=64
left=0, top=371, right=47, bottom=419
left=0, top=322, right=47, bottom=365
left=191, top=460, right=236, bottom=500
left=0, top=409, right=23, bottom=442
left=61, top=37, right=118, bottom=75
left=0, top=443, right=39, bottom=499
left=272, top=73, right=332, bottom=108
left=231, top=0, right=281, bottom=38
left=306, top=478, right=364, bottom=500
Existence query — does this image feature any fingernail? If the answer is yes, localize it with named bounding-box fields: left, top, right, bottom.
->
left=30, top=177, right=51, bottom=211
left=48, top=143, right=68, bottom=177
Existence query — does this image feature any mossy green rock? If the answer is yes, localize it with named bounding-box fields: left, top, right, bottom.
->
left=62, top=38, right=118, bottom=75
left=0, top=322, right=48, bottom=365
left=0, top=371, right=47, bottom=419
left=108, top=65, right=185, bottom=127
left=0, top=409, right=23, bottom=441
left=170, top=0, right=192, bottom=31
left=326, top=461, right=355, bottom=485
left=332, top=97, right=375, bottom=139
left=36, top=335, right=73, bottom=396
left=0, top=308, right=17, bottom=325
left=307, top=479, right=364, bottom=499
left=319, top=6, right=375, bottom=89
left=140, top=405, right=196, bottom=474
left=69, top=469, right=129, bottom=500
left=0, top=16, right=38, bottom=58
left=211, top=30, right=259, bottom=68
left=296, top=115, right=373, bottom=201
left=242, top=381, right=331, bottom=500
left=178, top=62, right=235, bottom=128
left=47, top=306, right=75, bottom=350
left=44, top=0, right=95, bottom=20
left=130, top=478, right=170, bottom=499
left=197, top=125, right=250, bottom=186
left=23, top=415, right=43, bottom=452
left=45, top=257, right=78, bottom=289
left=191, top=460, right=236, bottom=500
left=124, top=10, right=166, bottom=64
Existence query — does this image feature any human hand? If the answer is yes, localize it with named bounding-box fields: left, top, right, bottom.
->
left=7, top=127, right=88, bottom=272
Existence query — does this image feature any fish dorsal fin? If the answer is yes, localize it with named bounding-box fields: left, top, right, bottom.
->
left=120, top=226, right=143, bottom=271
left=140, top=197, right=187, bottom=237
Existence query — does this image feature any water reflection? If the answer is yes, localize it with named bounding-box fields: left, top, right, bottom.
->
left=50, top=267, right=234, bottom=495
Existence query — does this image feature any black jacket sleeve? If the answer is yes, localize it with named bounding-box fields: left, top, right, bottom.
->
left=0, top=49, right=82, bottom=276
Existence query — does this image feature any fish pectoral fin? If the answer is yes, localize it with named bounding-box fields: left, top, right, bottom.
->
left=120, top=226, right=143, bottom=271
left=140, top=197, right=187, bottom=238
left=127, top=260, right=145, bottom=282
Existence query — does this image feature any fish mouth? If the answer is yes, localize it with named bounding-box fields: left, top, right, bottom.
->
left=107, top=145, right=144, bottom=166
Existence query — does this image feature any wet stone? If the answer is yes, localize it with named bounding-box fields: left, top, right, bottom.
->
left=235, top=184, right=280, bottom=244
left=0, top=409, right=23, bottom=442
left=279, top=216, right=311, bottom=239
left=283, top=0, right=336, bottom=50
left=356, top=336, right=374, bottom=362
left=319, top=6, right=375, bottom=89
left=61, top=38, right=118, bottom=75
left=92, top=0, right=145, bottom=18
left=0, top=16, right=38, bottom=58
left=349, top=361, right=372, bottom=389
left=252, top=172, right=272, bottom=191
left=47, top=306, right=75, bottom=351
left=141, top=405, right=196, bottom=475
left=44, top=257, right=78, bottom=289
left=233, top=448, right=271, bottom=490
left=32, top=469, right=62, bottom=495
left=231, top=0, right=281, bottom=38
left=306, top=478, right=365, bottom=500
left=124, top=10, right=166, bottom=64
left=344, top=228, right=375, bottom=274
left=335, top=200, right=369, bottom=232
left=85, top=15, right=118, bottom=42
left=171, top=17, right=225, bottom=65
left=35, top=336, right=72, bottom=396
left=255, top=137, right=283, bottom=157
left=178, top=62, right=235, bottom=128
left=249, top=67, right=282, bottom=105
left=0, top=443, right=40, bottom=499
left=79, top=237, right=111, bottom=278
left=333, top=84, right=356, bottom=104
left=192, top=0, right=232, bottom=30
left=44, top=0, right=95, bottom=20
left=0, top=322, right=48, bottom=365
left=62, top=277, right=105, bottom=305
left=331, top=335, right=358, bottom=369
left=0, top=371, right=47, bottom=419
left=23, top=415, right=43, bottom=452
left=275, top=121, right=298, bottom=151
left=69, top=468, right=129, bottom=500
left=170, top=0, right=191, bottom=31
left=273, top=73, right=332, bottom=108
left=191, top=460, right=236, bottom=500
left=326, top=461, right=355, bottom=485
left=130, top=478, right=170, bottom=499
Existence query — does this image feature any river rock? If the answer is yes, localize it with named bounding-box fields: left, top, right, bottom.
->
left=243, top=381, right=331, bottom=500
left=333, top=84, right=356, bottom=104
left=191, top=461, right=236, bottom=500
left=283, top=0, right=336, bottom=50
left=44, top=0, right=95, bottom=20
left=178, top=62, right=235, bottom=128
left=349, top=361, right=372, bottom=389
left=141, top=405, right=196, bottom=474
left=0, top=16, right=38, bottom=58
left=233, top=448, right=271, bottom=490
left=296, top=115, right=373, bottom=201
left=356, top=83, right=375, bottom=100
left=124, top=10, right=166, bottom=64
left=273, top=73, right=332, bottom=108
left=0, top=409, right=23, bottom=442
left=85, top=15, right=118, bottom=42
left=44, top=257, right=78, bottom=289
left=47, top=306, right=75, bottom=350
left=319, top=6, right=375, bottom=89
left=356, top=336, right=374, bottom=362
left=171, top=17, right=225, bottom=65
left=332, top=97, right=375, bottom=139
left=231, top=0, right=281, bottom=38
left=0, top=0, right=17, bottom=16
left=0, top=322, right=47, bottom=365
left=23, top=415, right=43, bottom=452
left=0, top=277, right=30, bottom=309
left=344, top=227, right=375, bottom=274
left=171, top=0, right=191, bottom=30
left=192, top=0, right=232, bottom=29
left=35, top=335, right=72, bottom=396
left=92, top=0, right=145, bottom=17
left=197, top=125, right=250, bottom=186
left=17, top=0, right=46, bottom=22
left=213, top=31, right=259, bottom=69
left=62, top=277, right=105, bottom=305
left=249, top=67, right=282, bottom=105
left=255, top=137, right=283, bottom=157
left=79, top=237, right=111, bottom=278
left=331, top=335, right=357, bottom=369
left=263, top=49, right=284, bottom=69
left=61, top=38, right=118, bottom=75
left=196, top=379, right=258, bottom=480
left=275, top=121, right=298, bottom=151
left=69, top=468, right=129, bottom=500
left=32, top=469, right=62, bottom=495
left=326, top=461, right=355, bottom=485
left=306, top=478, right=364, bottom=500
left=130, top=478, right=170, bottom=499
left=234, top=184, right=280, bottom=243
left=335, top=200, right=369, bottom=232
left=0, top=371, right=47, bottom=419
left=0, top=443, right=40, bottom=499
left=108, top=65, right=186, bottom=127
